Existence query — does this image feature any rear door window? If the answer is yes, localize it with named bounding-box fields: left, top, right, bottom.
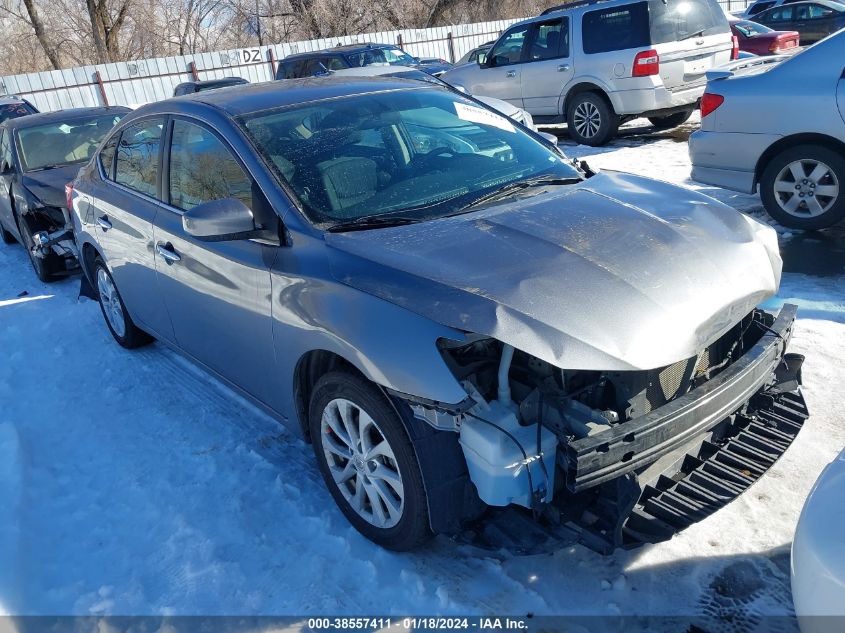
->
left=304, top=59, right=330, bottom=76
left=527, top=18, right=569, bottom=60
left=0, top=102, right=36, bottom=124
left=114, top=118, right=164, bottom=198
left=582, top=2, right=650, bottom=53
left=648, top=0, right=730, bottom=44
left=279, top=60, right=306, bottom=79
left=764, top=5, right=794, bottom=20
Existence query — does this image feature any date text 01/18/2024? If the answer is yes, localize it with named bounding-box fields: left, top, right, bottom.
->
left=306, top=618, right=530, bottom=630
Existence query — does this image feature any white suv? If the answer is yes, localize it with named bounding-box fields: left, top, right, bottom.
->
left=442, top=0, right=735, bottom=145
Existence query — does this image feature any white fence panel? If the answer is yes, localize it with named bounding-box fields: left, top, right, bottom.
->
left=0, top=2, right=749, bottom=112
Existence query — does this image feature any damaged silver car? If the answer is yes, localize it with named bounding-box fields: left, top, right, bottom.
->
left=70, top=78, right=807, bottom=552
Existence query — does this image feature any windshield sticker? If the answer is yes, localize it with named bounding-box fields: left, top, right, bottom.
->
left=454, top=102, right=515, bottom=133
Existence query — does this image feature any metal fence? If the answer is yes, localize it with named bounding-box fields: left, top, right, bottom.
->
left=0, top=0, right=750, bottom=112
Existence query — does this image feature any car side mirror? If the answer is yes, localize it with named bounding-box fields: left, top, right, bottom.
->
left=477, top=53, right=488, bottom=66
left=182, top=198, right=262, bottom=242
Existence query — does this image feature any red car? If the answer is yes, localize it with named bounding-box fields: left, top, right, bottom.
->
left=730, top=18, right=800, bottom=55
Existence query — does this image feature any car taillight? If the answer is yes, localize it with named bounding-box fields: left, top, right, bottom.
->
left=65, top=182, right=74, bottom=212
left=700, top=92, right=725, bottom=118
left=731, top=35, right=740, bottom=60
left=632, top=49, right=659, bottom=77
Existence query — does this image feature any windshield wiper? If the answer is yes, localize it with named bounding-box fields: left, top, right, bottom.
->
left=678, top=29, right=706, bottom=42
left=326, top=215, right=423, bottom=233
left=462, top=176, right=581, bottom=211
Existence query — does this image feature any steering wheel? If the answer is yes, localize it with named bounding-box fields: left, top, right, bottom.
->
left=413, top=145, right=455, bottom=169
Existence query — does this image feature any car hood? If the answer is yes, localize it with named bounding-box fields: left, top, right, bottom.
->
left=21, top=164, right=80, bottom=208
left=413, top=62, right=452, bottom=75
left=325, top=171, right=782, bottom=371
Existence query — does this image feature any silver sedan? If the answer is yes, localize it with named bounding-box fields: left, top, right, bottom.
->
left=689, top=30, right=845, bottom=229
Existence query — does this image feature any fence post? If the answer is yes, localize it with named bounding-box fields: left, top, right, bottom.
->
left=446, top=32, right=456, bottom=63
left=268, top=48, right=277, bottom=78
left=94, top=70, right=109, bottom=106
left=397, top=33, right=404, bottom=48
left=189, top=61, right=199, bottom=81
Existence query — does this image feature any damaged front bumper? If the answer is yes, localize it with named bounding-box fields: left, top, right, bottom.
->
left=565, top=303, right=802, bottom=493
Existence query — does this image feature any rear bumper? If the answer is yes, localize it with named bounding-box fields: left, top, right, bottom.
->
left=610, top=82, right=706, bottom=116
left=564, top=304, right=799, bottom=493
left=689, top=129, right=782, bottom=194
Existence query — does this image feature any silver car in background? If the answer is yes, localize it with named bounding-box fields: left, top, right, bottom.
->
left=441, top=0, right=735, bottom=145
left=689, top=31, right=845, bottom=229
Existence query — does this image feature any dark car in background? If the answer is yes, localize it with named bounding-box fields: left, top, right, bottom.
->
left=0, top=96, right=38, bottom=123
left=173, top=77, right=249, bottom=97
left=753, top=0, right=845, bottom=44
left=275, top=43, right=452, bottom=80
left=0, top=106, right=129, bottom=281
left=730, top=17, right=800, bottom=53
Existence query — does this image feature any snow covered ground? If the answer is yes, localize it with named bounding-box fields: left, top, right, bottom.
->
left=1, top=117, right=844, bottom=630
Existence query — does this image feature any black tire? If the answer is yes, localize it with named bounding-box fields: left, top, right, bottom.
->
left=760, top=145, right=845, bottom=230
left=309, top=370, right=433, bottom=551
left=16, top=213, right=59, bottom=283
left=566, top=92, right=619, bottom=146
left=93, top=258, right=153, bottom=349
left=648, top=110, right=693, bottom=130
left=1, top=222, right=15, bottom=244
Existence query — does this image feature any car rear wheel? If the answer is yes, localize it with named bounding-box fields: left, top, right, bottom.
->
left=309, top=370, right=432, bottom=551
left=94, top=259, right=153, bottom=348
left=760, top=145, right=845, bottom=230
left=16, top=213, right=59, bottom=282
left=648, top=110, right=693, bottom=130
left=567, top=92, right=619, bottom=146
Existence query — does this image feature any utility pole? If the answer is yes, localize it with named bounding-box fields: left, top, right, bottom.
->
left=255, top=0, right=263, bottom=46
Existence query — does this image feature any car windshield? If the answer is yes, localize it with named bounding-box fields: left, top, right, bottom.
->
left=17, top=114, right=124, bottom=172
left=239, top=88, right=579, bottom=229
left=346, top=47, right=417, bottom=67
left=733, top=19, right=773, bottom=35
left=0, top=102, right=37, bottom=124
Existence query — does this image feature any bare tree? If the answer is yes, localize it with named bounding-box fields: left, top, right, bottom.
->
left=86, top=0, right=132, bottom=62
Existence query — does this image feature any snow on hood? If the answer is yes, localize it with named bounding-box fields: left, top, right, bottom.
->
left=326, top=171, right=782, bottom=371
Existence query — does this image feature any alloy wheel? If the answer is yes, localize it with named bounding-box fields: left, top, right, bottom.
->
left=573, top=101, right=601, bottom=139
left=97, top=267, right=127, bottom=339
left=773, top=159, right=839, bottom=218
left=320, top=397, right=404, bottom=529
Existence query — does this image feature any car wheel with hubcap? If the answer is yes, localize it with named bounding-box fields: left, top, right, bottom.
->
left=567, top=92, right=619, bottom=146
left=648, top=110, right=693, bottom=130
left=94, top=259, right=153, bottom=348
left=760, top=145, right=845, bottom=230
left=309, top=370, right=432, bottom=550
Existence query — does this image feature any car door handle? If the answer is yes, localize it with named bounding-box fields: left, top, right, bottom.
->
left=156, top=242, right=181, bottom=264
left=558, top=64, right=570, bottom=72
left=506, top=70, right=517, bottom=78
left=97, top=216, right=112, bottom=231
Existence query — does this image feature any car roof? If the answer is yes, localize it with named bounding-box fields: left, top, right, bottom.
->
left=282, top=42, right=395, bottom=60
left=2, top=105, right=129, bottom=129
left=159, top=76, right=432, bottom=117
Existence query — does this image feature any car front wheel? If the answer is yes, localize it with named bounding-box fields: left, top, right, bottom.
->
left=760, top=145, right=845, bottom=230
left=566, top=92, right=619, bottom=146
left=16, top=214, right=59, bottom=282
left=309, top=370, right=432, bottom=551
left=94, top=259, right=153, bottom=348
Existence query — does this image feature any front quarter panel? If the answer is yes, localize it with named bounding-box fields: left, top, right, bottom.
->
left=268, top=233, right=469, bottom=425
